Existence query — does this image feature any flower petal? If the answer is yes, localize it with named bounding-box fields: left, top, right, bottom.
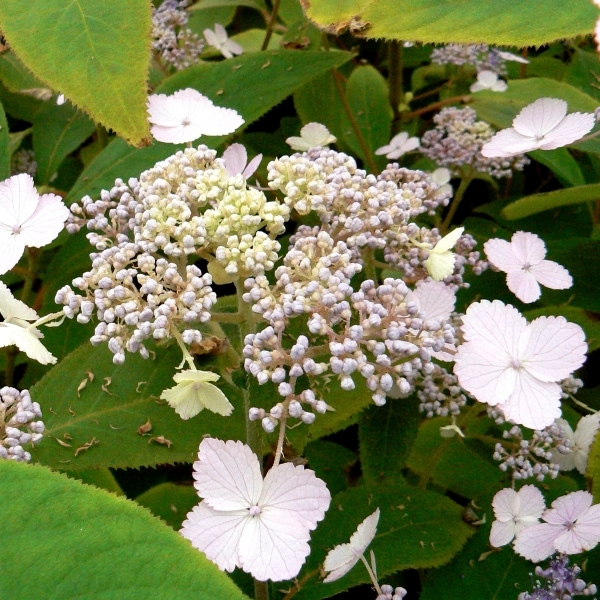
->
left=490, top=520, right=516, bottom=547
left=544, top=490, right=593, bottom=525
left=506, top=270, right=541, bottom=303
left=19, top=192, right=69, bottom=248
left=509, top=231, right=547, bottom=265
left=0, top=324, right=56, bottom=365
left=512, top=98, right=567, bottom=138
left=481, top=128, right=539, bottom=158
left=243, top=154, right=263, bottom=179
left=484, top=238, right=524, bottom=273
left=223, top=143, right=247, bottom=177
left=286, top=136, right=311, bottom=151
left=529, top=260, right=572, bottom=290
left=0, top=281, right=38, bottom=321
left=514, top=522, right=564, bottom=562
left=406, top=280, right=456, bottom=323
left=538, top=112, right=595, bottom=150
left=0, top=230, right=25, bottom=275
left=323, top=542, right=359, bottom=582
left=517, top=485, right=547, bottom=521
left=0, top=173, right=40, bottom=229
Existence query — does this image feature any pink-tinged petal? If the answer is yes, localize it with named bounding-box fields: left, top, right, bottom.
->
left=514, top=522, right=564, bottom=562
left=259, top=463, right=331, bottom=530
left=323, top=543, right=360, bottom=582
left=539, top=112, right=595, bottom=150
left=506, top=270, right=541, bottom=303
left=517, top=485, right=546, bottom=521
left=225, top=40, right=244, bottom=56
left=544, top=491, right=593, bottom=525
left=348, top=508, right=379, bottom=553
left=180, top=501, right=246, bottom=572
left=223, top=143, right=247, bottom=177
left=529, top=260, right=572, bottom=290
left=484, top=238, right=523, bottom=273
left=375, top=144, right=394, bottom=156
left=0, top=173, right=40, bottom=228
left=203, top=28, right=219, bottom=47
left=513, top=98, right=567, bottom=138
left=500, top=370, right=562, bottom=430
left=214, top=23, right=229, bottom=44
left=481, top=128, right=539, bottom=158
left=19, top=192, right=69, bottom=247
left=238, top=512, right=312, bottom=581
left=492, top=488, right=519, bottom=521
left=193, top=438, right=262, bottom=510
left=574, top=415, right=600, bottom=455
left=510, top=231, right=547, bottom=265
left=0, top=281, right=38, bottom=321
left=521, top=316, right=587, bottom=383
left=0, top=230, right=25, bottom=275
left=453, top=345, right=516, bottom=406
left=190, top=103, right=244, bottom=137
left=568, top=504, right=600, bottom=552
left=243, top=154, right=262, bottom=179
left=147, top=93, right=186, bottom=128
left=490, top=520, right=516, bottom=547
left=406, top=280, right=456, bottom=323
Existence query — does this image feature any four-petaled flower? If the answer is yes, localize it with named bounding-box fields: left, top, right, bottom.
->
left=147, top=88, right=244, bottom=144
left=203, top=24, right=243, bottom=59
left=481, top=98, right=595, bottom=158
left=180, top=438, right=331, bottom=581
left=514, top=491, right=600, bottom=562
left=160, top=369, right=234, bottom=419
left=0, top=173, right=69, bottom=275
left=222, top=143, right=262, bottom=179
left=489, top=485, right=545, bottom=547
left=286, top=123, right=336, bottom=151
left=470, top=70, right=508, bottom=93
left=551, top=415, right=600, bottom=475
left=414, top=227, right=464, bottom=281
left=454, top=300, right=587, bottom=429
left=484, top=231, right=572, bottom=303
left=375, top=132, right=420, bottom=160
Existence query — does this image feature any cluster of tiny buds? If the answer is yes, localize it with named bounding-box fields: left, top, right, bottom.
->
left=0, top=387, right=44, bottom=462
left=11, top=148, right=37, bottom=177
left=493, top=423, right=569, bottom=481
left=560, top=376, right=584, bottom=399
left=376, top=585, right=408, bottom=600
left=415, top=364, right=467, bottom=417
left=430, top=43, right=508, bottom=75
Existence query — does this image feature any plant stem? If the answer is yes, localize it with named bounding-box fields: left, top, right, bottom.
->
left=362, top=248, right=378, bottom=282
left=170, top=326, right=196, bottom=370
left=272, top=410, right=287, bottom=468
left=403, top=95, right=471, bottom=120
left=332, top=69, right=380, bottom=175
left=4, top=348, right=17, bottom=387
left=254, top=581, right=270, bottom=600
left=388, top=40, right=403, bottom=136
left=359, top=554, right=382, bottom=595
left=440, top=170, right=473, bottom=233
left=21, top=248, right=38, bottom=306
left=211, top=311, right=244, bottom=324
left=261, top=0, right=281, bottom=51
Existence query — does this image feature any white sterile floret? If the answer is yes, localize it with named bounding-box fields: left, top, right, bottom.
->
left=489, top=486, right=545, bottom=547
left=160, top=369, right=233, bottom=419
left=495, top=50, right=529, bottom=64
left=203, top=24, right=243, bottom=59
left=286, top=123, right=337, bottom=151
left=0, top=282, right=56, bottom=364
left=454, top=300, right=587, bottom=430
left=484, top=231, right=572, bottom=303
left=323, top=508, right=380, bottom=583
left=551, top=415, right=600, bottom=475
left=147, top=88, right=244, bottom=144
left=514, top=490, right=600, bottom=562
left=180, top=438, right=331, bottom=581
left=0, top=173, right=69, bottom=275
left=375, top=132, right=420, bottom=160
left=481, top=98, right=595, bottom=158
left=222, top=143, right=262, bottom=179
left=470, top=70, right=508, bottom=93
left=430, top=167, right=452, bottom=197
left=416, top=227, right=464, bottom=281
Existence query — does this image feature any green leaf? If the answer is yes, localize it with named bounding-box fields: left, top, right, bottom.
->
left=565, top=48, right=600, bottom=103
left=293, top=482, right=474, bottom=600
left=0, top=99, right=9, bottom=180
left=501, top=183, right=600, bottom=220
left=0, top=460, right=247, bottom=599
left=342, top=65, right=392, bottom=170
left=189, top=0, right=265, bottom=11
left=187, top=5, right=236, bottom=34
left=524, top=306, right=600, bottom=352
left=135, top=482, right=199, bottom=529
left=0, top=0, right=151, bottom=144
left=31, top=342, right=245, bottom=470
left=299, top=0, right=596, bottom=46
left=7, top=127, right=32, bottom=156
left=68, top=467, right=124, bottom=495
left=529, top=148, right=585, bottom=188
left=33, top=103, right=95, bottom=184
left=588, top=430, right=600, bottom=503
left=359, top=397, right=419, bottom=484
left=304, top=440, right=357, bottom=497
left=230, top=29, right=282, bottom=53
left=471, top=78, right=600, bottom=154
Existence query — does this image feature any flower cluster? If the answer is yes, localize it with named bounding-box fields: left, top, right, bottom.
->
left=0, top=387, right=44, bottom=462
left=430, top=44, right=509, bottom=74
left=151, top=0, right=204, bottom=70
left=420, top=106, right=530, bottom=178
left=11, top=148, right=37, bottom=177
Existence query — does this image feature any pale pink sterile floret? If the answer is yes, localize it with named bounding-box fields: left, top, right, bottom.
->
left=484, top=231, right=572, bottom=303
left=454, top=300, right=587, bottom=429
left=0, top=173, right=69, bottom=275
left=489, top=485, right=545, bottom=547
left=222, top=143, right=262, bottom=179
left=180, top=438, right=331, bottom=581
left=481, top=98, right=595, bottom=158
left=514, top=491, right=600, bottom=562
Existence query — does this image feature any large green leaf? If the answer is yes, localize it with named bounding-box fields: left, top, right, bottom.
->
left=0, top=99, right=9, bottom=180
left=292, top=482, right=474, bottom=600
left=135, top=482, right=199, bottom=530
left=33, top=103, right=95, bottom=184
left=501, top=183, right=600, bottom=220
left=303, top=440, right=357, bottom=497
left=299, top=0, right=596, bottom=46
left=471, top=78, right=600, bottom=154
left=31, top=342, right=245, bottom=470
left=0, top=0, right=151, bottom=144
left=588, top=431, right=600, bottom=503
left=529, top=148, right=585, bottom=188
left=0, top=460, right=246, bottom=600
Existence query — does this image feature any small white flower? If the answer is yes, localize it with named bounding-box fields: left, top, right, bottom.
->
left=222, top=144, right=262, bottom=179
left=375, top=131, right=420, bottom=160
left=56, top=94, right=66, bottom=105
left=481, top=98, right=595, bottom=158
left=489, top=486, right=545, bottom=547
left=147, top=88, right=244, bottom=144
left=514, top=491, right=600, bottom=562
left=180, top=438, right=331, bottom=581
left=203, top=24, right=243, bottom=59
left=484, top=231, right=572, bottom=303
left=551, top=415, right=600, bottom=475
left=323, top=508, right=380, bottom=583
left=0, top=173, right=69, bottom=275
left=160, top=369, right=233, bottom=419
left=430, top=167, right=453, bottom=197
left=286, top=123, right=336, bottom=151
left=470, top=70, right=508, bottom=93
left=0, top=281, right=56, bottom=364
left=495, top=50, right=529, bottom=64
left=414, top=227, right=464, bottom=281
left=454, top=300, right=587, bottom=430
